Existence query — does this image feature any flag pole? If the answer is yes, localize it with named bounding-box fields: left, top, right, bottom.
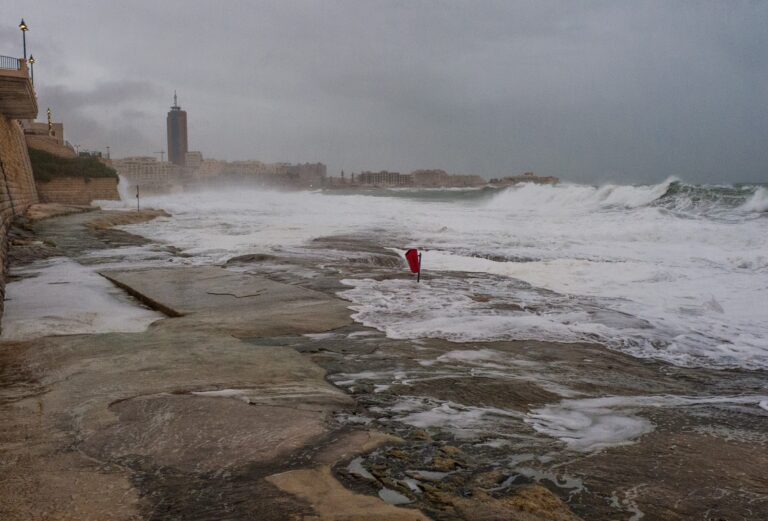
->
left=417, top=253, right=422, bottom=283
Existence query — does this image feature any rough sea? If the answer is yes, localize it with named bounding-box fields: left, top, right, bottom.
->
left=123, top=178, right=768, bottom=371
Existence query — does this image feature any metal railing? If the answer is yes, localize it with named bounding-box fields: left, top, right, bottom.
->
left=0, top=55, right=22, bottom=70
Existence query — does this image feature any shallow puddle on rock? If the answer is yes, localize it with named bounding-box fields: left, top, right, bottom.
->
left=378, top=487, right=412, bottom=505
left=2, top=257, right=163, bottom=340
left=347, top=457, right=375, bottom=481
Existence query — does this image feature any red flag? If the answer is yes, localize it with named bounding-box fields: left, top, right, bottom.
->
left=405, top=249, right=421, bottom=273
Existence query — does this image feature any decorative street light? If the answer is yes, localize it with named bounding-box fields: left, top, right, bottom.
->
left=19, top=19, right=29, bottom=61
left=28, top=55, right=35, bottom=85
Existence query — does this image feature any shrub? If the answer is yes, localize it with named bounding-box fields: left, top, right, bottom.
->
left=28, top=147, right=118, bottom=182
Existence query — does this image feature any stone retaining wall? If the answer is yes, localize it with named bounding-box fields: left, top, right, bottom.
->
left=0, top=115, right=39, bottom=322
left=26, top=134, right=77, bottom=158
left=36, top=177, right=120, bottom=205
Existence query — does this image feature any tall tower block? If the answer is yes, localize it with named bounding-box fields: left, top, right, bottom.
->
left=166, top=91, right=188, bottom=166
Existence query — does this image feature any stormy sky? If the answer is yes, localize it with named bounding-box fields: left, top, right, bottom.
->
left=6, top=1, right=768, bottom=183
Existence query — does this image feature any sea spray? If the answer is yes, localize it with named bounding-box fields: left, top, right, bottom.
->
left=741, top=186, right=768, bottom=213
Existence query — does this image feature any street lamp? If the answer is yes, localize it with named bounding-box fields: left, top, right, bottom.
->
left=19, top=19, right=29, bottom=61
left=28, top=55, right=35, bottom=85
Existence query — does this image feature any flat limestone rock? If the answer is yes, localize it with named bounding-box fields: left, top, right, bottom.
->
left=84, top=395, right=327, bottom=472
left=100, top=266, right=352, bottom=337
left=24, top=202, right=95, bottom=221
left=268, top=466, right=430, bottom=521
left=1, top=329, right=355, bottom=518
left=265, top=430, right=429, bottom=521
left=0, top=452, right=140, bottom=521
left=23, top=329, right=352, bottom=439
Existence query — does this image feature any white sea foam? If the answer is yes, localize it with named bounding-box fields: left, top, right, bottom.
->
left=526, top=394, right=768, bottom=452
left=390, top=398, right=523, bottom=439
left=339, top=277, right=594, bottom=344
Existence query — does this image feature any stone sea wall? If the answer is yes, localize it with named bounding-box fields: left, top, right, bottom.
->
left=36, top=177, right=119, bottom=205
left=0, top=115, right=39, bottom=321
left=25, top=134, right=77, bottom=158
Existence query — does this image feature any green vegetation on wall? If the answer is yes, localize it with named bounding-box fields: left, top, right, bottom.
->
left=28, top=148, right=118, bottom=182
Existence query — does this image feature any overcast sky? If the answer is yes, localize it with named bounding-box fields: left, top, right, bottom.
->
left=6, top=1, right=768, bottom=183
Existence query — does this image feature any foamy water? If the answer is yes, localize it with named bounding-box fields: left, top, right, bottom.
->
left=526, top=394, right=768, bottom=452
left=121, top=179, right=768, bottom=370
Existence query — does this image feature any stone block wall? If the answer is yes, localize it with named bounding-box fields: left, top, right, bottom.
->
left=26, top=134, right=77, bottom=158
left=36, top=177, right=119, bottom=205
left=0, top=115, right=40, bottom=321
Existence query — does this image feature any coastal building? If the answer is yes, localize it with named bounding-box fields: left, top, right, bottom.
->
left=358, top=170, right=413, bottom=187
left=411, top=169, right=450, bottom=187
left=196, top=158, right=226, bottom=177
left=166, top=92, right=188, bottom=166
left=445, top=174, right=486, bottom=187
left=406, top=169, right=486, bottom=188
left=111, top=156, right=184, bottom=194
left=286, top=162, right=327, bottom=188
left=214, top=160, right=326, bottom=188
left=184, top=151, right=203, bottom=170
left=489, top=172, right=559, bottom=186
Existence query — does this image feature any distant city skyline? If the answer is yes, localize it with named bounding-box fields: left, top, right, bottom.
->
left=6, top=1, right=768, bottom=184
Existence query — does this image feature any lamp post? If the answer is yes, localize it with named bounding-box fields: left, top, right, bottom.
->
left=19, top=19, right=29, bottom=61
left=28, top=55, right=35, bottom=85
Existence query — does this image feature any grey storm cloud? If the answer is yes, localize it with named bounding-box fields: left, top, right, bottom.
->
left=6, top=1, right=768, bottom=183
left=40, top=81, right=162, bottom=109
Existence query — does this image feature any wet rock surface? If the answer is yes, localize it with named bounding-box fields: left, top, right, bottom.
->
left=2, top=213, right=767, bottom=520
left=24, top=202, right=95, bottom=222
left=0, top=212, right=417, bottom=520
left=100, top=265, right=352, bottom=337
left=237, top=235, right=768, bottom=521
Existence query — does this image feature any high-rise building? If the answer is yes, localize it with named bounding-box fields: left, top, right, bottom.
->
left=166, top=92, right=188, bottom=166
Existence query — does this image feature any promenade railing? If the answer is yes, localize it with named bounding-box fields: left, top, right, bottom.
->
left=0, top=56, right=22, bottom=70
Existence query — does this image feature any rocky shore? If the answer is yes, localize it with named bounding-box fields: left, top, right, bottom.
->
left=1, top=206, right=766, bottom=520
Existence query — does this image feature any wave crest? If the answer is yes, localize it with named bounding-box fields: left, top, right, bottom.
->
left=740, top=187, right=768, bottom=213
left=487, top=178, right=766, bottom=218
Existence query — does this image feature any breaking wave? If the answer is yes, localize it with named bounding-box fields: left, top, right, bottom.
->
left=741, top=187, right=768, bottom=213
left=486, top=178, right=767, bottom=219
